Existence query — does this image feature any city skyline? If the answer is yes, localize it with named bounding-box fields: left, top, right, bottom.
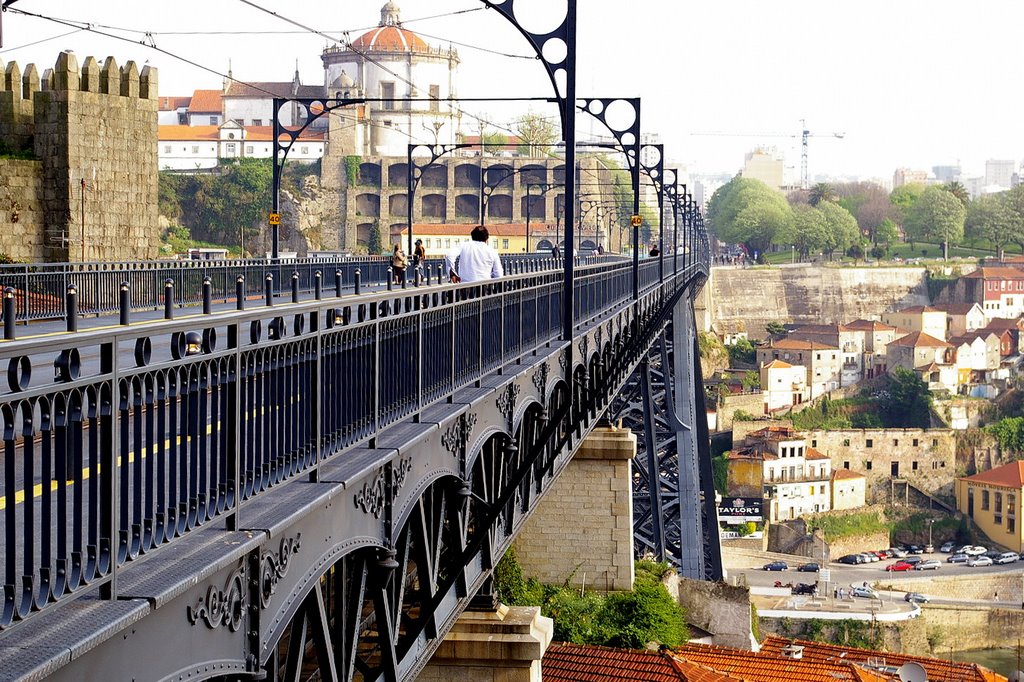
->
left=2, top=0, right=1022, bottom=182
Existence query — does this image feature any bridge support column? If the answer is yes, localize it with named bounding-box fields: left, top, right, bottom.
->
left=512, top=426, right=636, bottom=591
left=418, top=604, right=553, bottom=682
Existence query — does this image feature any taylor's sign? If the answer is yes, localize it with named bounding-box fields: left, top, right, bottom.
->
left=718, top=496, right=763, bottom=524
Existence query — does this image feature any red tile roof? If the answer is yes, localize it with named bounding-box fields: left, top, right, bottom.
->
left=761, top=359, right=793, bottom=369
left=674, top=643, right=893, bottom=681
left=844, top=319, right=897, bottom=332
left=187, top=89, right=222, bottom=113
left=805, top=447, right=829, bottom=461
left=930, top=302, right=982, bottom=315
left=158, top=95, right=192, bottom=110
left=790, top=324, right=849, bottom=334
left=223, top=81, right=322, bottom=98
left=759, top=637, right=1007, bottom=682
left=832, top=468, right=865, bottom=480
left=887, top=331, right=951, bottom=348
left=352, top=25, right=429, bottom=52
left=157, top=125, right=323, bottom=142
left=402, top=223, right=554, bottom=237
left=763, top=339, right=838, bottom=351
left=962, top=461, right=1024, bottom=489
left=963, top=266, right=1024, bottom=280
left=543, top=643, right=744, bottom=682
left=893, top=305, right=943, bottom=313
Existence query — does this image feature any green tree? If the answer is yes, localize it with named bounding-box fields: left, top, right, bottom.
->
left=707, top=176, right=793, bottom=256
left=881, top=368, right=933, bottom=428
left=779, top=203, right=828, bottom=260
left=808, top=182, right=835, bottom=207
left=874, top=218, right=899, bottom=255
left=889, top=182, right=926, bottom=233
left=1005, top=186, right=1024, bottom=254
left=765, top=321, right=787, bottom=337
left=986, top=417, right=1024, bottom=452
left=514, top=111, right=558, bottom=156
left=368, top=219, right=383, bottom=255
left=818, top=201, right=860, bottom=260
left=904, top=186, right=966, bottom=259
left=943, top=181, right=969, bottom=208
left=482, top=131, right=508, bottom=154
left=965, top=193, right=1014, bottom=260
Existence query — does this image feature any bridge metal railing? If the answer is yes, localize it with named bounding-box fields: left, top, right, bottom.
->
left=0, top=243, right=707, bottom=630
left=0, top=253, right=600, bottom=324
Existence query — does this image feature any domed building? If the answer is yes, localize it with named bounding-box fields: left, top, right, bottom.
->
left=321, top=2, right=461, bottom=156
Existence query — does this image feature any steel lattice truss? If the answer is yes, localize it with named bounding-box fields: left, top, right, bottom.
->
left=608, top=320, right=723, bottom=580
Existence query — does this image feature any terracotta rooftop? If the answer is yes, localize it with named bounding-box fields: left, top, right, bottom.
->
left=351, top=24, right=430, bottom=52
left=674, top=642, right=894, bottom=681
left=893, top=305, right=943, bottom=314
left=963, top=266, right=1024, bottom=279
left=187, top=89, right=222, bottom=113
left=760, top=359, right=793, bottom=369
left=832, top=468, right=866, bottom=480
left=543, top=643, right=744, bottom=682
left=962, top=460, right=1024, bottom=489
left=763, top=339, right=839, bottom=351
left=402, top=223, right=554, bottom=237
left=158, top=95, right=192, bottom=110
left=158, top=125, right=323, bottom=142
left=805, top=447, right=829, bottom=461
left=982, top=317, right=1024, bottom=330
left=844, top=319, right=897, bottom=332
left=887, top=331, right=951, bottom=348
left=929, top=302, right=982, bottom=315
left=790, top=324, right=849, bottom=334
left=759, top=637, right=1008, bottom=682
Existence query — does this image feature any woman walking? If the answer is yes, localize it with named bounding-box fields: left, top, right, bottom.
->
left=392, top=243, right=408, bottom=285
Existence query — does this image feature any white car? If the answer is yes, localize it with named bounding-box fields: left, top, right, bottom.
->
left=963, top=546, right=987, bottom=556
left=967, top=555, right=993, bottom=567
left=914, top=559, right=941, bottom=570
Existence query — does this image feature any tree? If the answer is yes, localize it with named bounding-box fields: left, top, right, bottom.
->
left=1005, top=185, right=1024, bottom=254
left=706, top=176, right=793, bottom=256
left=881, top=368, right=932, bottom=428
left=943, top=181, right=969, bottom=208
left=482, top=131, right=508, bottom=154
left=965, top=193, right=1014, bottom=260
left=818, top=201, right=859, bottom=260
left=889, top=183, right=926, bottom=229
left=778, top=203, right=828, bottom=260
left=368, top=219, right=383, bottom=255
left=834, top=181, right=894, bottom=242
left=904, top=186, right=966, bottom=259
left=874, top=218, right=899, bottom=256
left=765, top=321, right=787, bottom=337
left=808, top=182, right=835, bottom=207
left=514, top=111, right=557, bottom=156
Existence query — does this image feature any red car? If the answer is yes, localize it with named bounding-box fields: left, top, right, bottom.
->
left=885, top=561, right=914, bottom=572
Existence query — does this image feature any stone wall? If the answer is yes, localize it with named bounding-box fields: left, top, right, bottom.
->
left=717, top=392, right=765, bottom=431
left=0, top=53, right=160, bottom=262
left=512, top=427, right=635, bottom=592
left=697, top=265, right=931, bottom=337
left=878, top=571, right=1024, bottom=603
left=674, top=577, right=755, bottom=650
left=0, top=159, right=44, bottom=261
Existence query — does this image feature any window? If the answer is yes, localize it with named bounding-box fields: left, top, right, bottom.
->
left=842, top=438, right=850, bottom=447
left=995, top=492, right=1003, bottom=513
left=425, top=239, right=431, bottom=248
left=913, top=438, right=919, bottom=447
left=300, top=146, right=309, bottom=154
left=191, top=145, right=200, bottom=154
left=819, top=485, right=826, bottom=495
left=866, top=461, right=873, bottom=470
left=209, top=116, right=218, bottom=125
left=381, top=82, right=396, bottom=110
left=865, top=439, right=873, bottom=448
left=843, top=461, right=850, bottom=469
left=225, top=143, right=236, bottom=153
left=245, top=145, right=254, bottom=154
left=912, top=461, right=918, bottom=471
left=941, top=461, right=946, bottom=467
left=252, top=119, right=263, bottom=127
left=982, top=490, right=990, bottom=511
left=383, top=120, right=393, bottom=127
left=816, top=353, right=821, bottom=360
left=502, top=239, right=509, bottom=249
left=163, top=145, right=171, bottom=153
left=811, top=440, right=817, bottom=448
left=932, top=438, right=938, bottom=446
left=429, top=84, right=440, bottom=112
left=1010, top=517, right=1016, bottom=533
left=445, top=239, right=451, bottom=248
left=893, top=439, right=899, bottom=446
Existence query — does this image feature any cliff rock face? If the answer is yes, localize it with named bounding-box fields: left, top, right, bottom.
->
left=697, top=265, right=930, bottom=337
left=249, top=176, right=342, bottom=257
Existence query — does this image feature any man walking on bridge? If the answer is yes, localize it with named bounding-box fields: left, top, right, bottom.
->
left=445, top=225, right=504, bottom=283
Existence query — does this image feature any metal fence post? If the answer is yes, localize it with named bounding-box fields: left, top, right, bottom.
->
left=354, top=269, right=362, bottom=295
left=66, top=284, right=78, bottom=332
left=3, top=287, right=15, bottom=340
left=265, top=273, right=274, bottom=307
left=119, top=282, right=130, bottom=326
left=163, top=279, right=174, bottom=320
left=236, top=275, right=245, bottom=310
left=335, top=269, right=343, bottom=297
left=202, top=276, right=212, bottom=314
left=314, top=270, right=322, bottom=300
left=291, top=271, right=300, bottom=304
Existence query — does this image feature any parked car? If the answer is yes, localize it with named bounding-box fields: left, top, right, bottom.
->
left=947, top=553, right=969, bottom=564
left=939, top=542, right=955, bottom=553
left=963, top=545, right=987, bottom=556
left=901, top=555, right=923, bottom=566
left=792, top=582, right=818, bottom=595
left=923, top=544, right=934, bottom=554
left=860, top=553, right=880, bottom=562
left=904, top=592, right=930, bottom=604
left=797, top=563, right=820, bottom=572
left=838, top=554, right=862, bottom=565
left=995, top=552, right=1019, bottom=565
left=886, top=561, right=914, bottom=572
left=967, top=555, right=994, bottom=567
left=914, top=559, right=941, bottom=571
left=763, top=561, right=789, bottom=571
left=851, top=586, right=879, bottom=599
left=984, top=551, right=1003, bottom=561
left=888, top=547, right=908, bottom=558
left=907, top=545, right=923, bottom=554
left=871, top=551, right=888, bottom=560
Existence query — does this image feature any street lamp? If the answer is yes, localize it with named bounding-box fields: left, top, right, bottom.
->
left=928, top=518, right=935, bottom=548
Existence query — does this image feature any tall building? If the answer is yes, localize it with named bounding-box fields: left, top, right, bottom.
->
left=985, top=159, right=1016, bottom=190
left=741, top=147, right=783, bottom=189
left=932, top=164, right=961, bottom=183
left=892, top=168, right=928, bottom=188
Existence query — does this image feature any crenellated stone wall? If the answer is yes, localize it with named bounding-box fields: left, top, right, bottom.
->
left=0, top=53, right=160, bottom=262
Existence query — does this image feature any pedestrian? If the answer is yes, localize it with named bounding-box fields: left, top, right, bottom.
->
left=649, top=245, right=661, bottom=257
left=445, top=225, right=503, bottom=283
left=862, top=581, right=868, bottom=588
left=391, top=243, right=408, bottom=285
left=551, top=245, right=560, bottom=259
left=412, top=239, right=426, bottom=269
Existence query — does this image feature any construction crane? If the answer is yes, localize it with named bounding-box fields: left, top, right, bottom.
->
left=691, top=119, right=845, bottom=189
